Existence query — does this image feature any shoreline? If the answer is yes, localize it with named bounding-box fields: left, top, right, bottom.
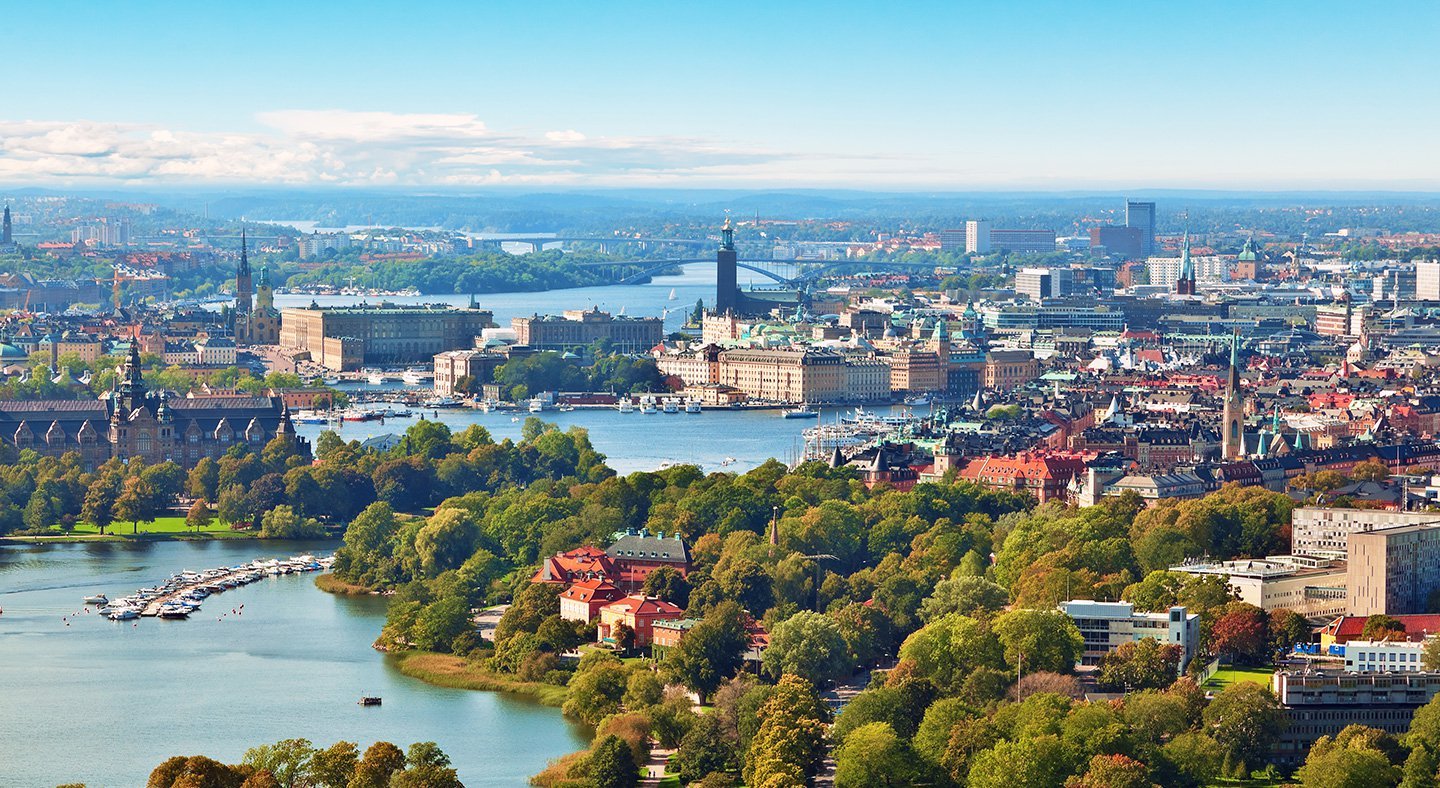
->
left=0, top=531, right=261, bottom=545
left=392, top=651, right=570, bottom=708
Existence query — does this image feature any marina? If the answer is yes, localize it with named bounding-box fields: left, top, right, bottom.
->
left=86, top=554, right=335, bottom=622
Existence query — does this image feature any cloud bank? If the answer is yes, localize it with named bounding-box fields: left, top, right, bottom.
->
left=0, top=110, right=855, bottom=188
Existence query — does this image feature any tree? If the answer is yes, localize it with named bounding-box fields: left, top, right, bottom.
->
left=564, top=655, right=630, bottom=727
left=306, top=740, right=359, bottom=788
left=114, top=475, right=160, bottom=533
left=919, top=576, right=1010, bottom=622
left=1362, top=614, right=1407, bottom=642
left=1294, top=728, right=1400, bottom=787
left=23, top=491, right=55, bottom=532
left=992, top=608, right=1084, bottom=675
left=1400, top=745, right=1439, bottom=788
left=1009, top=671, right=1084, bottom=701
left=761, top=611, right=852, bottom=686
left=898, top=614, right=1004, bottom=693
left=1071, top=754, right=1154, bottom=788
left=1269, top=608, right=1312, bottom=654
left=743, top=675, right=828, bottom=787
left=349, top=741, right=407, bottom=788
left=1201, top=682, right=1287, bottom=772
left=392, top=741, right=461, bottom=788
left=1159, top=732, right=1224, bottom=787
left=586, top=734, right=640, bottom=788
left=259, top=505, right=326, bottom=539
left=642, top=566, right=691, bottom=608
left=1097, top=638, right=1182, bottom=691
left=674, top=713, right=737, bottom=783
left=82, top=474, right=118, bottom=534
left=241, top=738, right=314, bottom=788
left=1208, top=603, right=1270, bottom=664
left=966, top=734, right=1071, bottom=788
left=663, top=602, right=749, bottom=703
left=834, top=722, right=913, bottom=788
left=186, top=499, right=215, bottom=533
left=1352, top=460, right=1391, bottom=482
left=1425, top=638, right=1440, bottom=672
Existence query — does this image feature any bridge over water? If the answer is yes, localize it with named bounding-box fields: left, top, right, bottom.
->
left=573, top=257, right=944, bottom=286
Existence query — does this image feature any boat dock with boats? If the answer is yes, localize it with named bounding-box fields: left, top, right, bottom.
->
left=86, top=554, right=334, bottom=624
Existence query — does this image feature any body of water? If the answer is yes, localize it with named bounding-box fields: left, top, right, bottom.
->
left=274, top=262, right=780, bottom=333
left=0, top=541, right=588, bottom=787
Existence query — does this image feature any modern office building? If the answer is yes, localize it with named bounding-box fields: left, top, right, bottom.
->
left=1089, top=226, right=1145, bottom=259
left=1170, top=556, right=1348, bottom=620
left=977, top=302, right=1126, bottom=332
left=1059, top=600, right=1200, bottom=673
left=1348, top=523, right=1440, bottom=615
left=280, top=303, right=495, bottom=371
left=1125, top=200, right=1156, bottom=257
left=1291, top=507, right=1440, bottom=560
left=511, top=307, right=663, bottom=353
left=991, top=228, right=1057, bottom=253
left=1270, top=670, right=1440, bottom=766
left=1015, top=267, right=1075, bottom=300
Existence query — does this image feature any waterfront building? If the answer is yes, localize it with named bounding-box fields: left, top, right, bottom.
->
left=0, top=344, right=305, bottom=470
left=1125, top=200, right=1157, bottom=257
left=280, top=302, right=495, bottom=371
left=596, top=595, right=685, bottom=649
left=1344, top=639, right=1429, bottom=672
left=511, top=307, right=663, bottom=354
left=1270, top=670, right=1440, bottom=767
left=1058, top=600, right=1199, bottom=673
left=1291, top=506, right=1440, bottom=560
left=1348, top=522, right=1440, bottom=615
left=844, top=355, right=892, bottom=402
left=1169, top=555, right=1348, bottom=619
left=559, top=577, right=624, bottom=623
left=432, top=348, right=510, bottom=396
left=655, top=343, right=722, bottom=387
left=715, top=347, right=848, bottom=403
left=716, top=217, right=739, bottom=314
left=885, top=349, right=944, bottom=394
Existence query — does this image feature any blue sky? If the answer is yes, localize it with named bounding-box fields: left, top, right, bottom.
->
left=1, top=0, right=1436, bottom=189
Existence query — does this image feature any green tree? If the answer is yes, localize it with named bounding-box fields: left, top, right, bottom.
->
left=992, top=608, right=1084, bottom=675
left=743, top=675, right=828, bottom=788
left=1202, top=682, right=1287, bottom=772
left=663, top=602, right=749, bottom=703
left=23, top=491, right=55, bottom=531
left=1096, top=638, right=1182, bottom=691
left=834, top=722, right=913, bottom=788
left=1294, top=729, right=1400, bottom=787
left=392, top=741, right=461, bottom=788
left=1362, top=614, right=1407, bottom=641
left=259, top=505, right=326, bottom=539
left=564, top=655, right=630, bottom=727
left=81, top=473, right=118, bottom=534
left=674, top=713, right=737, bottom=783
left=113, top=475, right=160, bottom=533
left=1071, top=754, right=1153, bottom=788
left=642, top=565, right=691, bottom=608
left=307, top=740, right=359, bottom=788
left=1159, top=732, right=1224, bottom=787
left=586, top=734, right=640, bottom=788
left=349, top=741, right=407, bottom=788
left=919, top=576, right=1010, bottom=622
left=966, top=735, right=1070, bottom=788
left=762, top=611, right=852, bottom=686
left=241, top=737, right=314, bottom=788
left=898, top=613, right=1004, bottom=693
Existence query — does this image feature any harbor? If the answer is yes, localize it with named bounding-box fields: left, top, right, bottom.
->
left=85, top=553, right=334, bottom=623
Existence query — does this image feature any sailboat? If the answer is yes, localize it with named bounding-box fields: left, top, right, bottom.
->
left=668, top=288, right=677, bottom=301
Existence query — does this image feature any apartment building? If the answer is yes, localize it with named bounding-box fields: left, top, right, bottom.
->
left=1348, top=523, right=1440, bottom=615
left=715, top=347, right=847, bottom=403
left=1292, top=507, right=1440, bottom=560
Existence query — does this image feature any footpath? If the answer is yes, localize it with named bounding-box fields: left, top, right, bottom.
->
left=812, top=662, right=884, bottom=787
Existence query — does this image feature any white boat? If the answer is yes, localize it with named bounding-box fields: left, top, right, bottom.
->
left=668, top=288, right=677, bottom=301
left=108, top=608, right=139, bottom=621
left=83, top=594, right=108, bottom=605
left=661, top=398, right=680, bottom=414
left=528, top=398, right=546, bottom=413
left=684, top=398, right=702, bottom=414
left=422, top=396, right=459, bottom=408
left=904, top=394, right=932, bottom=407
left=322, top=377, right=340, bottom=386
left=617, top=399, right=635, bottom=414
left=639, top=396, right=658, bottom=415
left=292, top=410, right=330, bottom=425
left=401, top=369, right=430, bottom=386
left=364, top=369, right=385, bottom=385
left=783, top=406, right=819, bottom=419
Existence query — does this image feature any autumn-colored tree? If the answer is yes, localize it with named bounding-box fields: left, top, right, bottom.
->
left=1207, top=603, right=1269, bottom=665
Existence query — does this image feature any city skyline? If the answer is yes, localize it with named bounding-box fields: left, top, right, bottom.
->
left=1, top=1, right=1438, bottom=190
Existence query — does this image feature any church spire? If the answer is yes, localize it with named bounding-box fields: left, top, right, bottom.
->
left=1175, top=227, right=1197, bottom=295
left=239, top=228, right=251, bottom=276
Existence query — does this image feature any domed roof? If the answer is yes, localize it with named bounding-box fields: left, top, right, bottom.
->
left=0, top=342, right=27, bottom=359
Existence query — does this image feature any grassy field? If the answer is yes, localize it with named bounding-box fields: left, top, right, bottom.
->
left=314, top=573, right=376, bottom=595
left=394, top=651, right=569, bottom=707
left=1203, top=666, right=1275, bottom=690
left=3, top=516, right=257, bottom=543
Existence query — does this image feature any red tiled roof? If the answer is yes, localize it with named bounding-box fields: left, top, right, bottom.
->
left=1323, top=614, right=1440, bottom=642
left=561, top=578, right=621, bottom=604
left=601, top=594, right=684, bottom=617
left=531, top=546, right=616, bottom=583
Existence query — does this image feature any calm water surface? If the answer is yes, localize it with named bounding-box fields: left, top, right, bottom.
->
left=0, top=540, right=588, bottom=787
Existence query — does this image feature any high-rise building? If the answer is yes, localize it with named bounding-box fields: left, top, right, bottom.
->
left=1015, top=267, right=1074, bottom=300
left=1089, top=226, right=1145, bottom=259
left=1417, top=261, right=1440, bottom=301
left=1126, top=200, right=1156, bottom=257
left=990, top=229, right=1056, bottom=253
left=715, top=218, right=738, bottom=314
left=965, top=220, right=992, bottom=254
left=1348, top=523, right=1440, bottom=615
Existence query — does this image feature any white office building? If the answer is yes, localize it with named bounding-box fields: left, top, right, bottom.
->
left=1170, top=555, right=1348, bottom=620
left=965, top=220, right=992, bottom=254
left=1059, top=600, right=1200, bottom=673
left=1344, top=639, right=1429, bottom=672
left=1417, top=261, right=1440, bottom=301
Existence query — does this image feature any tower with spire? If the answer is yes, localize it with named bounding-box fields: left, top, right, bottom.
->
left=1175, top=229, right=1197, bottom=296
left=1, top=205, right=12, bottom=247
left=715, top=217, right=738, bottom=315
left=1221, top=331, right=1244, bottom=460
left=235, top=229, right=254, bottom=317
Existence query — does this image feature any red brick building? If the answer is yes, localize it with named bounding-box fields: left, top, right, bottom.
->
left=597, top=595, right=685, bottom=649
left=559, top=577, right=624, bottom=623
left=531, top=546, right=616, bottom=584
left=958, top=452, right=1090, bottom=503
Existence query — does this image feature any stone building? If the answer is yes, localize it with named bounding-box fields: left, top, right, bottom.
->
left=281, top=303, right=494, bottom=371
left=511, top=307, right=663, bottom=353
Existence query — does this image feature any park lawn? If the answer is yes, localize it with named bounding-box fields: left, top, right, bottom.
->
left=1204, top=666, right=1275, bottom=690
left=63, top=516, right=247, bottom=538
left=395, top=651, right=569, bottom=707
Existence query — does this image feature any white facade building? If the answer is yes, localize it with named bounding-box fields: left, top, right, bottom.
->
left=1170, top=555, right=1348, bottom=620
left=1059, top=600, right=1200, bottom=673
left=1417, top=261, right=1440, bottom=301
left=965, top=220, right=992, bottom=254
left=1345, top=639, right=1429, bottom=672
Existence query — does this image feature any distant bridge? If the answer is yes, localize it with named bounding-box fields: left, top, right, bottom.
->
left=573, top=257, right=944, bottom=287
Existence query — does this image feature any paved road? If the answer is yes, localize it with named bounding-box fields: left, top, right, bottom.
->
left=640, top=746, right=676, bottom=787
left=813, top=664, right=883, bottom=786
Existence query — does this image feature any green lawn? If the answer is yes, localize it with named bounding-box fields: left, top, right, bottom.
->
left=28, top=516, right=252, bottom=539
left=1203, top=666, right=1274, bottom=690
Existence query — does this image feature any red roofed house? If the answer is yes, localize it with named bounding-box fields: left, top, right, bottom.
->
left=1319, top=614, right=1440, bottom=648
left=958, top=453, right=1089, bottom=503
left=597, top=594, right=685, bottom=649
left=559, top=577, right=625, bottom=623
left=531, top=546, right=616, bottom=585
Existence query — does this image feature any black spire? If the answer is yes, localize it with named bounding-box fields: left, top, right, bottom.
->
left=239, top=228, right=251, bottom=276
